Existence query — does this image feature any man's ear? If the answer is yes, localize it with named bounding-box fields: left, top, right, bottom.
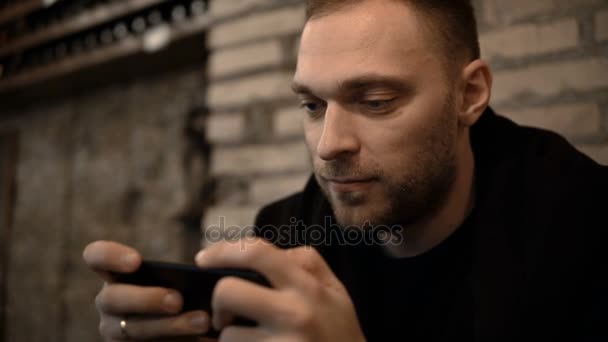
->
left=458, top=59, right=492, bottom=127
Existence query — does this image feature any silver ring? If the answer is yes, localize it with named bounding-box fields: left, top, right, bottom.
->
left=120, top=316, right=130, bottom=340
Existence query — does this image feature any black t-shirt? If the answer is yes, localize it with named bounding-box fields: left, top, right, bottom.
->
left=254, top=107, right=608, bottom=341
left=254, top=178, right=476, bottom=341
left=359, top=208, right=475, bottom=341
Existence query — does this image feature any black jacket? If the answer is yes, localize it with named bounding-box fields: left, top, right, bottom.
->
left=254, top=107, right=608, bottom=341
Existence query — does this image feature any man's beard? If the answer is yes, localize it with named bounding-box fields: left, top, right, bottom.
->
left=314, top=99, right=458, bottom=230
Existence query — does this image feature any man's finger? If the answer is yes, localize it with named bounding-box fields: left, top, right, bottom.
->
left=218, top=325, right=270, bottom=342
left=83, top=240, right=141, bottom=276
left=211, top=276, right=288, bottom=330
left=195, top=238, right=304, bottom=288
left=285, top=246, right=341, bottom=285
left=100, top=310, right=210, bottom=340
left=96, top=283, right=183, bottom=315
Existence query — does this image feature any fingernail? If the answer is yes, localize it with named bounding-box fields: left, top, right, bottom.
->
left=190, top=313, right=208, bottom=331
left=121, top=252, right=139, bottom=268
left=195, top=250, right=205, bottom=265
left=164, top=292, right=181, bottom=312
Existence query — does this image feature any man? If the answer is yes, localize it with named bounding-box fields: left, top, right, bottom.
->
left=83, top=0, right=608, bottom=341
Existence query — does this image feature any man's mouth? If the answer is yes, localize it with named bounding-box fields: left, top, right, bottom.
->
left=323, top=177, right=376, bottom=193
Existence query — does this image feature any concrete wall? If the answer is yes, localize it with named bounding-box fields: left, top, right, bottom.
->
left=0, top=67, right=206, bottom=341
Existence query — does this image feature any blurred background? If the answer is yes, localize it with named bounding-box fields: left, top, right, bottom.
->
left=0, top=0, right=606, bottom=340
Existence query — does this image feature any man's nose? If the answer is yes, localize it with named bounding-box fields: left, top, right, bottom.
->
left=317, top=103, right=360, bottom=161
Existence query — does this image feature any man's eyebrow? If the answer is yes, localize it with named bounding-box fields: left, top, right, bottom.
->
left=339, top=75, right=411, bottom=92
left=291, top=74, right=411, bottom=96
left=291, top=82, right=313, bottom=95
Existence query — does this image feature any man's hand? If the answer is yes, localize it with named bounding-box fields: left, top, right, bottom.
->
left=195, top=237, right=367, bottom=342
left=83, top=240, right=212, bottom=341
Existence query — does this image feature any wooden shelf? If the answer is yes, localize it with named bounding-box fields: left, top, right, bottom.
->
left=0, top=12, right=210, bottom=93
left=0, top=35, right=141, bottom=91
left=0, top=0, right=50, bottom=26
left=0, top=0, right=171, bottom=58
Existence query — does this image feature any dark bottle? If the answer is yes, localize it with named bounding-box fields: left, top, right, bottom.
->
left=41, top=46, right=55, bottom=64
left=54, top=42, right=67, bottom=58
left=113, top=22, right=129, bottom=40
left=84, top=32, right=98, bottom=50
left=100, top=28, right=114, bottom=45
left=147, top=10, right=163, bottom=27
left=190, top=0, right=205, bottom=16
left=171, top=4, right=187, bottom=23
left=131, top=16, right=146, bottom=34
left=70, top=37, right=84, bottom=55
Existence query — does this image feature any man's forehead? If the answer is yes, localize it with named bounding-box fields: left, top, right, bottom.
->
left=294, top=0, right=436, bottom=94
left=300, top=2, right=425, bottom=52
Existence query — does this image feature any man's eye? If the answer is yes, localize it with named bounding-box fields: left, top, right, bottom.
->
left=300, top=101, right=326, bottom=115
left=361, top=99, right=394, bottom=111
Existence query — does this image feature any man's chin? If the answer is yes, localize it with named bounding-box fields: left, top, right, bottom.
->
left=331, top=203, right=384, bottom=229
left=332, top=190, right=369, bottom=206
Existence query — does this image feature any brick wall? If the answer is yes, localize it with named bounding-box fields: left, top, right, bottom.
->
left=475, top=0, right=608, bottom=163
left=202, top=0, right=310, bottom=245
left=202, top=0, right=608, bottom=244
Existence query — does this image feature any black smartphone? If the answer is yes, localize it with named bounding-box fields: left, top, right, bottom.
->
left=112, top=260, right=271, bottom=338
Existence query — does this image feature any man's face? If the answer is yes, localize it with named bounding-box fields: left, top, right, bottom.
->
left=293, top=1, right=459, bottom=228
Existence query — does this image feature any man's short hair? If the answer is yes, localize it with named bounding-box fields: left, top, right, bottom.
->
left=305, top=0, right=481, bottom=73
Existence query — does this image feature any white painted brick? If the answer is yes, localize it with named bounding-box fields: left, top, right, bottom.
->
left=206, top=113, right=245, bottom=143
left=292, top=36, right=301, bottom=61
left=209, top=0, right=273, bottom=18
left=211, top=141, right=310, bottom=175
left=209, top=40, right=283, bottom=78
left=275, top=106, right=304, bottom=137
left=209, top=5, right=305, bottom=48
left=499, top=103, right=601, bottom=138
left=250, top=172, right=310, bottom=204
left=202, top=206, right=260, bottom=245
left=482, top=0, right=601, bottom=25
left=595, top=9, right=608, bottom=42
left=482, top=0, right=554, bottom=25
left=491, top=58, right=608, bottom=104
left=576, top=144, right=608, bottom=165
left=208, top=71, right=294, bottom=108
left=481, top=19, right=578, bottom=60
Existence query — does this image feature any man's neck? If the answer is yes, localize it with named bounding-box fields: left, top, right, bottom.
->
left=382, top=134, right=476, bottom=258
